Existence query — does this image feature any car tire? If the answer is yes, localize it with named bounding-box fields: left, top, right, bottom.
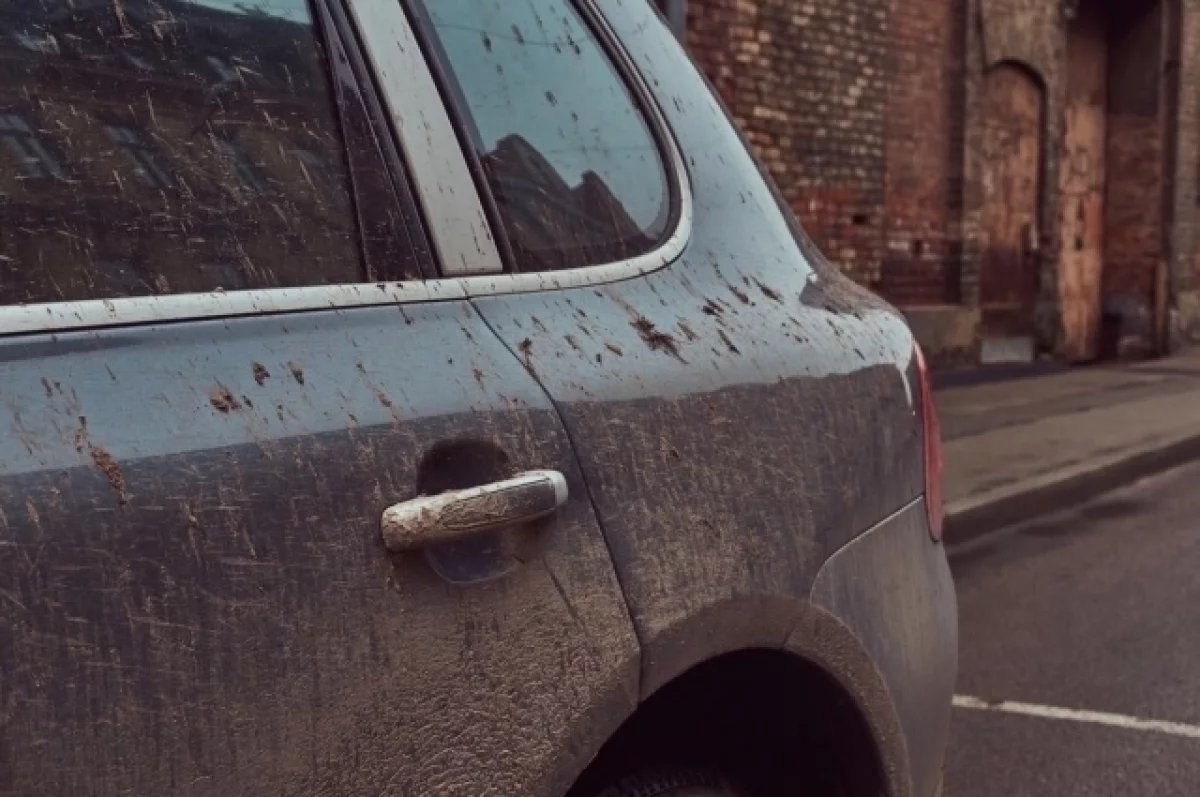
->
left=589, top=769, right=746, bottom=797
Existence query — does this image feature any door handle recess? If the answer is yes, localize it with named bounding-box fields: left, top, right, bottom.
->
left=381, top=470, right=568, bottom=552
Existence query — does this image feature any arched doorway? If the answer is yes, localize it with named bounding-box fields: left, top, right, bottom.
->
left=979, top=63, right=1044, bottom=344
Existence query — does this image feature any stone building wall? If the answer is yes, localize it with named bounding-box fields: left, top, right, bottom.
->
left=685, top=0, right=891, bottom=290
left=681, top=0, right=1200, bottom=363
left=880, top=0, right=968, bottom=308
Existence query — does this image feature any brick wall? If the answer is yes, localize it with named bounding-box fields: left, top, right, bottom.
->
left=685, top=0, right=890, bottom=289
left=880, top=0, right=964, bottom=305
left=682, top=0, right=1195, bottom=361
left=684, top=0, right=968, bottom=306
left=683, top=0, right=737, bottom=115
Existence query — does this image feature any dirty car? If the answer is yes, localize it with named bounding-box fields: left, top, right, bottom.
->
left=0, top=0, right=956, bottom=795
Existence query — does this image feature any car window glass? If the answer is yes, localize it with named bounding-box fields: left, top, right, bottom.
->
left=416, top=0, right=671, bottom=272
left=0, top=0, right=366, bottom=304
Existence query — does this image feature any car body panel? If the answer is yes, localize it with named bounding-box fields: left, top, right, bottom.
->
left=812, top=499, right=959, bottom=797
left=0, top=303, right=639, bottom=797
left=0, top=0, right=957, bottom=794
left=472, top=0, right=927, bottom=696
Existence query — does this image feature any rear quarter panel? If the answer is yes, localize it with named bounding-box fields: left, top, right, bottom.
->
left=812, top=500, right=958, bottom=797
left=472, top=0, right=925, bottom=693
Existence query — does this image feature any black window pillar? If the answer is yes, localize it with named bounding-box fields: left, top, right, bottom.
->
left=655, top=0, right=687, bottom=40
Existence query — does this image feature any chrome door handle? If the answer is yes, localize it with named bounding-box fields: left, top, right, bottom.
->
left=380, top=470, right=568, bottom=552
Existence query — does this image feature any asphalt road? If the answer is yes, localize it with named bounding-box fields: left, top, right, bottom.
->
left=944, top=460, right=1200, bottom=796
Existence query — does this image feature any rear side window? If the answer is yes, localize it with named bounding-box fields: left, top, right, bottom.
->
left=0, top=1, right=368, bottom=304
left=413, top=0, right=672, bottom=272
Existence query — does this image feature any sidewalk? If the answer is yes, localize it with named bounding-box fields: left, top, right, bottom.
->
left=938, top=349, right=1200, bottom=542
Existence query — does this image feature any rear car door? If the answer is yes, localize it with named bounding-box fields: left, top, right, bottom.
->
left=0, top=2, right=638, bottom=795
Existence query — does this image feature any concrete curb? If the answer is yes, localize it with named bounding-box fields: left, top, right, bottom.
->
left=944, top=431, right=1200, bottom=546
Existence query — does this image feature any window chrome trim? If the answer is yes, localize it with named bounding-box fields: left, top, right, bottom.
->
left=0, top=0, right=693, bottom=338
left=344, top=0, right=503, bottom=276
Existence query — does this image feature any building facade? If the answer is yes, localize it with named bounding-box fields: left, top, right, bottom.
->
left=672, top=0, right=1200, bottom=365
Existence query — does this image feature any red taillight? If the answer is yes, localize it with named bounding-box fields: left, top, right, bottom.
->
left=914, top=344, right=944, bottom=542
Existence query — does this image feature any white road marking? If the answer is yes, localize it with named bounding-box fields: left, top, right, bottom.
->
left=953, top=695, right=1200, bottom=739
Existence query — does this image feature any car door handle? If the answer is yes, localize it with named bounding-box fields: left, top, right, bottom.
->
left=380, top=470, right=569, bottom=552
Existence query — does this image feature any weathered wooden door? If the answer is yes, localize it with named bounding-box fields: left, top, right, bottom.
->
left=1060, top=10, right=1108, bottom=361
left=979, top=64, right=1044, bottom=338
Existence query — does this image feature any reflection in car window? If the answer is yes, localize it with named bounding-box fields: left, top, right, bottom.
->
left=416, top=0, right=671, bottom=272
left=213, top=135, right=267, bottom=196
left=0, top=113, right=63, bottom=180
left=106, top=125, right=176, bottom=190
left=0, top=0, right=364, bottom=305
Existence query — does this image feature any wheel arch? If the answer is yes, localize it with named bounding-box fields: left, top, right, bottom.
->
left=564, top=599, right=912, bottom=797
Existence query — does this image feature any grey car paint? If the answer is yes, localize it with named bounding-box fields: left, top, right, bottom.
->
left=471, top=1, right=951, bottom=793
left=0, top=304, right=640, bottom=796
left=0, top=1, right=956, bottom=796
left=812, top=499, right=959, bottom=797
